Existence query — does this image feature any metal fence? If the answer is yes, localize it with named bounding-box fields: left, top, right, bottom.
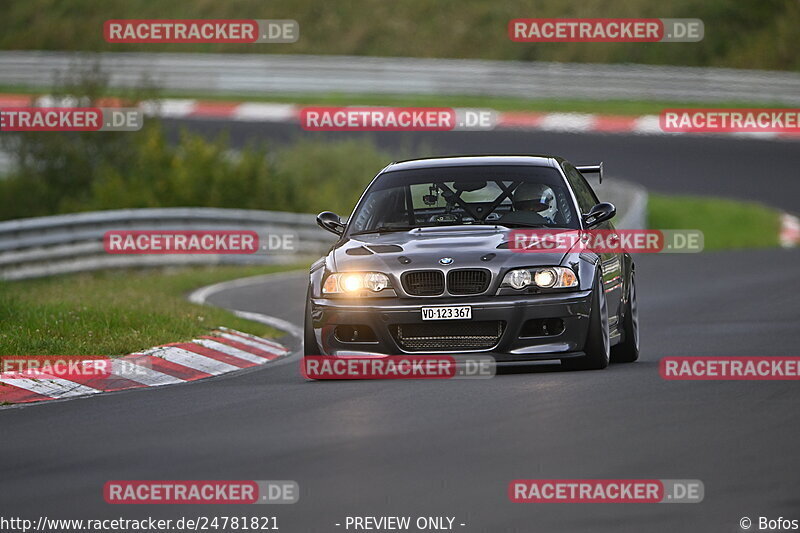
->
left=0, top=208, right=334, bottom=280
left=0, top=180, right=646, bottom=281
left=1, top=51, right=798, bottom=104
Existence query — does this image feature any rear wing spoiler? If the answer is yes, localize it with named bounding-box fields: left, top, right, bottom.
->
left=576, top=163, right=603, bottom=183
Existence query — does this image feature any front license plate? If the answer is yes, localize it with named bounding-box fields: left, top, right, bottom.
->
left=421, top=305, right=472, bottom=321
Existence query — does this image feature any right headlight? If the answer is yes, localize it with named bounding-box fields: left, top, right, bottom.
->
left=501, top=267, right=578, bottom=290
left=323, top=272, right=391, bottom=295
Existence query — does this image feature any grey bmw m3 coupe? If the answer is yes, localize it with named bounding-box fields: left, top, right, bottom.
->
left=305, top=155, right=639, bottom=370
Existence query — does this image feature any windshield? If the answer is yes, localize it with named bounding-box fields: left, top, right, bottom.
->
left=347, top=165, right=579, bottom=235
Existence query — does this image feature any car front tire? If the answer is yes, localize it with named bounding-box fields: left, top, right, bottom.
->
left=562, top=272, right=610, bottom=371
left=304, top=284, right=322, bottom=357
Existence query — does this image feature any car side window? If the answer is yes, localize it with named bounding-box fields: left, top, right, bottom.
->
left=563, top=163, right=600, bottom=214
left=349, top=188, right=407, bottom=232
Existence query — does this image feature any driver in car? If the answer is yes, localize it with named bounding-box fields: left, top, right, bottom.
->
left=499, top=183, right=558, bottom=226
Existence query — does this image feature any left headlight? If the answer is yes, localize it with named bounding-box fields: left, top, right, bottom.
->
left=501, top=267, right=578, bottom=290
left=323, top=272, right=391, bottom=294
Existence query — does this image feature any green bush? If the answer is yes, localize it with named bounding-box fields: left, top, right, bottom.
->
left=273, top=138, right=392, bottom=215
left=0, top=122, right=394, bottom=220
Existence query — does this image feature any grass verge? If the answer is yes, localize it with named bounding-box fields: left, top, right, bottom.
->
left=0, top=264, right=306, bottom=356
left=648, top=194, right=781, bottom=251
left=0, top=84, right=782, bottom=117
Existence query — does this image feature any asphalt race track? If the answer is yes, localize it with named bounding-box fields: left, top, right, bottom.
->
left=2, top=125, right=799, bottom=532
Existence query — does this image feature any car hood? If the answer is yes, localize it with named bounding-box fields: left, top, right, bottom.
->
left=332, top=225, right=571, bottom=272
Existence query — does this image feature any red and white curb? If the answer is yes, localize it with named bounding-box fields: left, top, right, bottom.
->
left=1, top=94, right=798, bottom=141
left=0, top=327, right=290, bottom=405
left=780, top=213, right=800, bottom=248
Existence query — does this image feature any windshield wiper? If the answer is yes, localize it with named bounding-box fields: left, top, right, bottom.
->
left=350, top=225, right=416, bottom=236
left=498, top=223, right=551, bottom=229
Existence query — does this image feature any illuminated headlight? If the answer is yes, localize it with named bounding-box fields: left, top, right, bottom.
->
left=534, top=268, right=557, bottom=288
left=323, top=272, right=391, bottom=294
left=502, top=267, right=578, bottom=289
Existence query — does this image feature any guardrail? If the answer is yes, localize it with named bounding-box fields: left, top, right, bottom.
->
left=0, top=208, right=334, bottom=281
left=1, top=51, right=799, bottom=104
left=0, top=180, right=646, bottom=281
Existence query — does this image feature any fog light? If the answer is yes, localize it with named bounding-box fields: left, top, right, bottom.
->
left=335, top=325, right=378, bottom=343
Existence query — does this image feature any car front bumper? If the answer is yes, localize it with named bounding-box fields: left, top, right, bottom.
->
left=309, top=290, right=593, bottom=362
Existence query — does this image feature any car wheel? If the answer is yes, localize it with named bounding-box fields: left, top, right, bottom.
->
left=304, top=284, right=322, bottom=357
left=563, top=272, right=610, bottom=370
left=611, top=272, right=639, bottom=363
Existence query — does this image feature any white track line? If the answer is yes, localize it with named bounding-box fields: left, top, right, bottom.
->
left=187, top=270, right=306, bottom=342
left=233, top=310, right=304, bottom=340
left=216, top=328, right=290, bottom=352
left=188, top=271, right=307, bottom=305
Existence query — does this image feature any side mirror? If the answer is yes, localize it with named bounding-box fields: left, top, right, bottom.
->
left=316, top=211, right=345, bottom=235
left=583, top=202, right=616, bottom=228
